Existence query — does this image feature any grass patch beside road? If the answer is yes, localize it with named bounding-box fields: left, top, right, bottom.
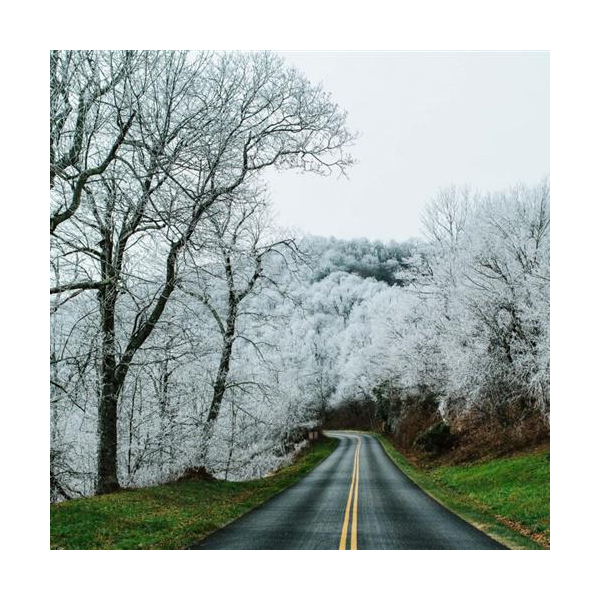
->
left=51, top=437, right=338, bottom=550
left=375, top=434, right=549, bottom=549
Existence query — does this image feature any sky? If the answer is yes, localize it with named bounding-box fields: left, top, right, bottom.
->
left=264, top=52, right=549, bottom=242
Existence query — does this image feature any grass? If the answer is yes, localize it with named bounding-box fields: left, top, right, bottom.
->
left=374, top=434, right=549, bottom=549
left=50, top=437, right=338, bottom=550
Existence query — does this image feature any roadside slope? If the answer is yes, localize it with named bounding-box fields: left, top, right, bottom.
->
left=375, top=434, right=549, bottom=549
left=50, top=437, right=338, bottom=550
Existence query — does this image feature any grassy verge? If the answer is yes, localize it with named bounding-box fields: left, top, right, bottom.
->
left=374, top=434, right=549, bottom=550
left=51, top=437, right=338, bottom=550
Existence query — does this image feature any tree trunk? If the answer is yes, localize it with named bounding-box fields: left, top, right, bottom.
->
left=199, top=309, right=236, bottom=466
left=209, top=311, right=236, bottom=421
left=96, top=245, right=122, bottom=494
left=97, top=372, right=120, bottom=494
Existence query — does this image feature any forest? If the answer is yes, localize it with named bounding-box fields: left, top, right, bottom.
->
left=50, top=50, right=549, bottom=501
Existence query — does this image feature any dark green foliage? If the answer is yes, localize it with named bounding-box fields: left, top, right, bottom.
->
left=322, top=398, right=379, bottom=431
left=415, top=422, right=458, bottom=453
left=372, top=383, right=442, bottom=447
left=307, top=236, right=416, bottom=285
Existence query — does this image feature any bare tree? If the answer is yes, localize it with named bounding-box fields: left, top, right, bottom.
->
left=182, top=192, right=299, bottom=465
left=421, top=185, right=472, bottom=248
left=50, top=51, right=355, bottom=493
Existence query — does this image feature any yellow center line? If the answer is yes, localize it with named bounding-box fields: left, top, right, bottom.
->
left=339, top=435, right=361, bottom=550
left=338, top=441, right=357, bottom=550
left=351, top=437, right=360, bottom=550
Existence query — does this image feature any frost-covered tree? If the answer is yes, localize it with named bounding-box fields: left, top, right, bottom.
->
left=398, top=181, right=550, bottom=424
left=182, top=190, right=300, bottom=465
left=308, top=181, right=549, bottom=449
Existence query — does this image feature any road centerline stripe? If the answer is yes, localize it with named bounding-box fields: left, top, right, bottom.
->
left=338, top=439, right=357, bottom=550
left=339, top=435, right=361, bottom=550
left=351, top=437, right=361, bottom=550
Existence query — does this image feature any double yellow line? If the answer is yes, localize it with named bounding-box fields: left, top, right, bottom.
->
left=339, top=435, right=361, bottom=550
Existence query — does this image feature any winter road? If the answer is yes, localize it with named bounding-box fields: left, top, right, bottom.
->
left=191, top=432, right=505, bottom=550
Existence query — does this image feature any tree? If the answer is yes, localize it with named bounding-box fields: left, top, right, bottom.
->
left=182, top=191, right=299, bottom=463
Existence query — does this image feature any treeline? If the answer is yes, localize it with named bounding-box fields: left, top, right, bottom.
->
left=322, top=182, right=550, bottom=461
left=307, top=236, right=415, bottom=284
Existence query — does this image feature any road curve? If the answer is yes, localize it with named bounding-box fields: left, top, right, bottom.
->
left=191, top=433, right=505, bottom=550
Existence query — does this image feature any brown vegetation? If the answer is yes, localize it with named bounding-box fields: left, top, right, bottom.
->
left=324, top=389, right=549, bottom=466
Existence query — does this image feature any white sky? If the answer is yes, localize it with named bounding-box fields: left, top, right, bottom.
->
left=264, top=51, right=549, bottom=242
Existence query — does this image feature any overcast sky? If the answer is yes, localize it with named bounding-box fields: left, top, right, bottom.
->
left=264, top=51, right=549, bottom=242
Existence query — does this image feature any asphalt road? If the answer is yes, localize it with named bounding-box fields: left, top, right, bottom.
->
left=191, top=432, right=505, bottom=550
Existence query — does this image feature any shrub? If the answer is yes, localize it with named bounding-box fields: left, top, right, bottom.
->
left=414, top=422, right=458, bottom=454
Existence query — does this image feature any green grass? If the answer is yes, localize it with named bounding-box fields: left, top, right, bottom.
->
left=51, top=437, right=338, bottom=550
left=374, top=434, right=549, bottom=549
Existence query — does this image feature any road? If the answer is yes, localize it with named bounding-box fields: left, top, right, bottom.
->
left=191, top=432, right=505, bottom=550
